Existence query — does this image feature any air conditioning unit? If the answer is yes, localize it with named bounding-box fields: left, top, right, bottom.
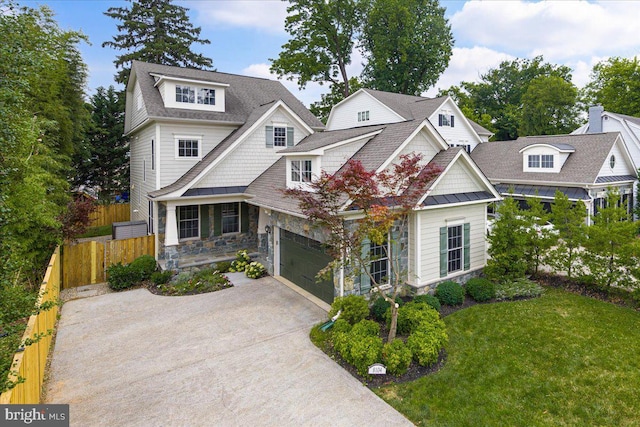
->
left=112, top=220, right=148, bottom=240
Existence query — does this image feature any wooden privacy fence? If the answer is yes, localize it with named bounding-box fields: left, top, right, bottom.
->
left=62, top=235, right=155, bottom=288
left=0, top=247, right=61, bottom=404
left=89, top=203, right=130, bottom=227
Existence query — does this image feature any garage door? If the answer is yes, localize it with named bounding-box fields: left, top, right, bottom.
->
left=280, top=229, right=334, bottom=304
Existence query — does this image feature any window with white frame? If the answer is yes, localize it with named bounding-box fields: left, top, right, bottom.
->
left=221, top=203, right=240, bottom=234
left=175, top=85, right=195, bottom=103
left=291, top=159, right=313, bottom=183
left=528, top=154, right=540, bottom=168
left=448, top=225, right=463, bottom=273
left=358, top=110, right=370, bottom=122
left=369, top=240, right=389, bottom=284
left=198, top=88, right=215, bottom=105
left=439, top=112, right=455, bottom=127
left=178, top=205, right=199, bottom=239
left=528, top=154, right=554, bottom=169
left=273, top=126, right=287, bottom=147
left=177, top=139, right=199, bottom=158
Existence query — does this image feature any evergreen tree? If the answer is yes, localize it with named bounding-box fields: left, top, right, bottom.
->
left=546, top=191, right=587, bottom=278
left=522, top=196, right=558, bottom=275
left=103, top=0, right=213, bottom=85
left=75, top=86, right=129, bottom=200
left=485, top=197, right=528, bottom=282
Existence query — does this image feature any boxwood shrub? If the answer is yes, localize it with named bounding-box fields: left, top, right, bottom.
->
left=435, top=281, right=465, bottom=306
left=107, top=262, right=141, bottom=290
left=382, top=339, right=413, bottom=376
left=370, top=295, right=403, bottom=322
left=413, top=294, right=441, bottom=311
left=406, top=319, right=448, bottom=367
left=129, top=255, right=158, bottom=281
left=329, top=294, right=369, bottom=325
left=392, top=301, right=441, bottom=335
left=465, top=278, right=496, bottom=302
left=334, top=319, right=383, bottom=376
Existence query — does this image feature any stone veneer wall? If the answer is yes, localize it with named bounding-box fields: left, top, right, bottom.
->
left=407, top=268, right=484, bottom=296
left=158, top=202, right=259, bottom=269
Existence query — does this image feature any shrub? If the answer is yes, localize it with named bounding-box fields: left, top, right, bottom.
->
left=413, top=294, right=441, bottom=311
left=382, top=339, right=413, bottom=376
left=495, top=278, right=544, bottom=300
left=129, top=255, right=158, bottom=281
left=107, top=262, right=141, bottom=290
left=407, top=320, right=448, bottom=367
left=351, top=319, right=380, bottom=337
left=435, top=281, right=465, bottom=306
left=465, top=278, right=496, bottom=302
left=347, top=334, right=383, bottom=376
left=229, top=250, right=251, bottom=272
left=150, top=270, right=173, bottom=285
left=215, top=261, right=232, bottom=273
left=393, top=302, right=441, bottom=335
left=331, top=318, right=352, bottom=334
left=370, top=295, right=403, bottom=322
left=329, top=295, right=369, bottom=325
left=160, top=268, right=231, bottom=296
left=245, top=261, right=266, bottom=279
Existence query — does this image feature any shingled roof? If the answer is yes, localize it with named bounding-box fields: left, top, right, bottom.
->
left=128, top=61, right=324, bottom=131
left=471, top=132, right=625, bottom=185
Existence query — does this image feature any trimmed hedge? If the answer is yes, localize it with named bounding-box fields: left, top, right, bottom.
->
left=413, top=294, right=441, bottom=311
left=392, top=301, right=441, bottom=336
left=435, top=281, right=465, bottom=306
left=382, top=339, right=413, bottom=376
left=465, top=278, right=496, bottom=302
left=329, top=295, right=369, bottom=325
left=407, top=319, right=448, bottom=367
left=370, top=295, right=403, bottom=322
left=129, top=254, right=158, bottom=281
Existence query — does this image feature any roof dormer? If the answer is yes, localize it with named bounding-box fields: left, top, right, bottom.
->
left=151, top=73, right=228, bottom=113
left=519, top=143, right=575, bottom=173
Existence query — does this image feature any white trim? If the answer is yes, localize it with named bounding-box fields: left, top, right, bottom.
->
left=150, top=73, right=230, bottom=88
left=282, top=129, right=383, bottom=156
left=414, top=213, right=421, bottom=285
left=155, top=124, right=161, bottom=189
left=174, top=135, right=203, bottom=160
left=274, top=225, right=281, bottom=276
left=518, top=143, right=575, bottom=154
left=415, top=197, right=501, bottom=211
left=326, top=89, right=405, bottom=128
left=430, top=97, right=487, bottom=143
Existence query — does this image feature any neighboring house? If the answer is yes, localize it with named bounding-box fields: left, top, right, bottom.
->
left=126, top=62, right=500, bottom=304
left=124, top=61, right=324, bottom=268
left=325, top=88, right=493, bottom=151
left=471, top=133, right=637, bottom=224
left=572, top=105, right=640, bottom=170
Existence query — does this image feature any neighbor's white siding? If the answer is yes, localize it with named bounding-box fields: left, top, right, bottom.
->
left=125, top=80, right=149, bottom=133
left=602, top=118, right=640, bottom=168
left=157, top=123, right=237, bottom=188
left=416, top=204, right=486, bottom=285
left=194, top=109, right=312, bottom=188
left=428, top=99, right=482, bottom=151
left=430, top=160, right=485, bottom=196
left=598, top=139, right=635, bottom=177
left=130, top=124, right=157, bottom=224
left=326, top=91, right=403, bottom=130
left=321, top=138, right=369, bottom=174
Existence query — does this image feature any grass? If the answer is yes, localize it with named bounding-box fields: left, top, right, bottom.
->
left=77, top=224, right=111, bottom=238
left=375, top=288, right=640, bottom=426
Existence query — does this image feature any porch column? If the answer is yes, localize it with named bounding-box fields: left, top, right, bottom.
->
left=165, top=203, right=179, bottom=246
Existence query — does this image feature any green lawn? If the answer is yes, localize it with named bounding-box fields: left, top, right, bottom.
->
left=376, top=288, right=640, bottom=426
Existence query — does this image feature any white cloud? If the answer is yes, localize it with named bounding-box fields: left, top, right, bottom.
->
left=451, top=1, right=640, bottom=62
left=426, top=47, right=515, bottom=96
left=189, top=0, right=290, bottom=34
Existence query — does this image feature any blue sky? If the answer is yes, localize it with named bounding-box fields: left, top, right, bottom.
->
left=26, top=0, right=640, bottom=106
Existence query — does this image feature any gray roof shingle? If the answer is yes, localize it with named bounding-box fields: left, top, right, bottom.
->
left=471, top=133, right=623, bottom=185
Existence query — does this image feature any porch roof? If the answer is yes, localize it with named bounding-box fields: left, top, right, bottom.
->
left=494, top=183, right=590, bottom=200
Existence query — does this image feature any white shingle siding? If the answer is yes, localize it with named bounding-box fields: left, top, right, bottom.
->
left=415, top=204, right=486, bottom=285
left=598, top=141, right=634, bottom=177
left=194, top=109, right=311, bottom=188
left=130, top=125, right=157, bottom=224
left=430, top=161, right=485, bottom=196
left=322, top=139, right=368, bottom=174
left=157, top=123, right=237, bottom=188
left=392, top=130, right=441, bottom=166
left=428, top=100, right=481, bottom=151
left=129, top=82, right=149, bottom=132
left=326, top=91, right=402, bottom=130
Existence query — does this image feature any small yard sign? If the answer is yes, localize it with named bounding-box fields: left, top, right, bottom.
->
left=368, top=363, right=387, bottom=375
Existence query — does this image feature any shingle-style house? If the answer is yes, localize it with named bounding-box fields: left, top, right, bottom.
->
left=126, top=61, right=500, bottom=304
left=471, top=133, right=637, bottom=224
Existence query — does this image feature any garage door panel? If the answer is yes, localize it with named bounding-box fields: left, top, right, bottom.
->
left=280, top=230, right=334, bottom=304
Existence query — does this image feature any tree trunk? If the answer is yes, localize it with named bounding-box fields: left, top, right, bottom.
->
left=387, top=303, right=399, bottom=342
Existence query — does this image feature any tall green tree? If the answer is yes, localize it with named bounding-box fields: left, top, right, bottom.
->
left=546, top=191, right=587, bottom=278
left=0, top=1, right=85, bottom=286
left=519, top=75, right=580, bottom=136
left=103, top=0, right=213, bottom=85
left=270, top=0, right=366, bottom=98
left=361, top=0, right=453, bottom=95
left=442, top=56, right=573, bottom=140
left=583, top=57, right=640, bottom=117
left=485, top=197, right=528, bottom=282
left=522, top=196, right=558, bottom=275
left=74, top=86, right=129, bottom=200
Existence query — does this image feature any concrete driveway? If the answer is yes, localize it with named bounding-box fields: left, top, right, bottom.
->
left=45, top=275, right=412, bottom=426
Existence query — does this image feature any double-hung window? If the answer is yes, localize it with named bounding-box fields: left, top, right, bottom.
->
left=370, top=240, right=389, bottom=284
left=439, top=113, right=455, bottom=127
left=221, top=203, right=240, bottom=234
left=447, top=225, right=463, bottom=273
left=178, top=205, right=199, bottom=239
left=358, top=111, right=370, bottom=122
left=291, top=160, right=313, bottom=183
left=273, top=126, right=287, bottom=147
left=177, top=139, right=199, bottom=158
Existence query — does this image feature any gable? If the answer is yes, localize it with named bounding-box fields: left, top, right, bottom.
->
left=597, top=137, right=636, bottom=178
left=429, top=158, right=487, bottom=196
left=321, top=137, right=370, bottom=175
left=326, top=90, right=404, bottom=131
left=390, top=128, right=443, bottom=167
left=427, top=98, right=483, bottom=150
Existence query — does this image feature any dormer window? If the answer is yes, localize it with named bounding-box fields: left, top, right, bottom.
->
left=198, top=88, right=215, bottom=105
left=176, top=85, right=195, bottom=103
left=176, top=85, right=216, bottom=105
left=521, top=142, right=574, bottom=173
left=358, top=111, right=370, bottom=122
left=291, top=159, right=312, bottom=183
left=153, top=73, right=227, bottom=112
left=527, top=154, right=554, bottom=169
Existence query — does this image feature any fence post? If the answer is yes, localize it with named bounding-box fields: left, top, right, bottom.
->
left=90, top=240, right=97, bottom=284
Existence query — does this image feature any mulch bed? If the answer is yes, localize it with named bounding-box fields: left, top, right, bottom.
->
left=142, top=280, right=233, bottom=296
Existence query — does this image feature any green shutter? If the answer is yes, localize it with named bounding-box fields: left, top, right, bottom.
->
left=360, top=238, right=371, bottom=293
left=213, top=204, right=222, bottom=236
left=241, top=202, right=250, bottom=233
left=286, top=127, right=294, bottom=147
left=463, top=223, right=471, bottom=270
left=200, top=205, right=209, bottom=239
left=439, top=226, right=447, bottom=277
left=265, top=126, right=273, bottom=148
